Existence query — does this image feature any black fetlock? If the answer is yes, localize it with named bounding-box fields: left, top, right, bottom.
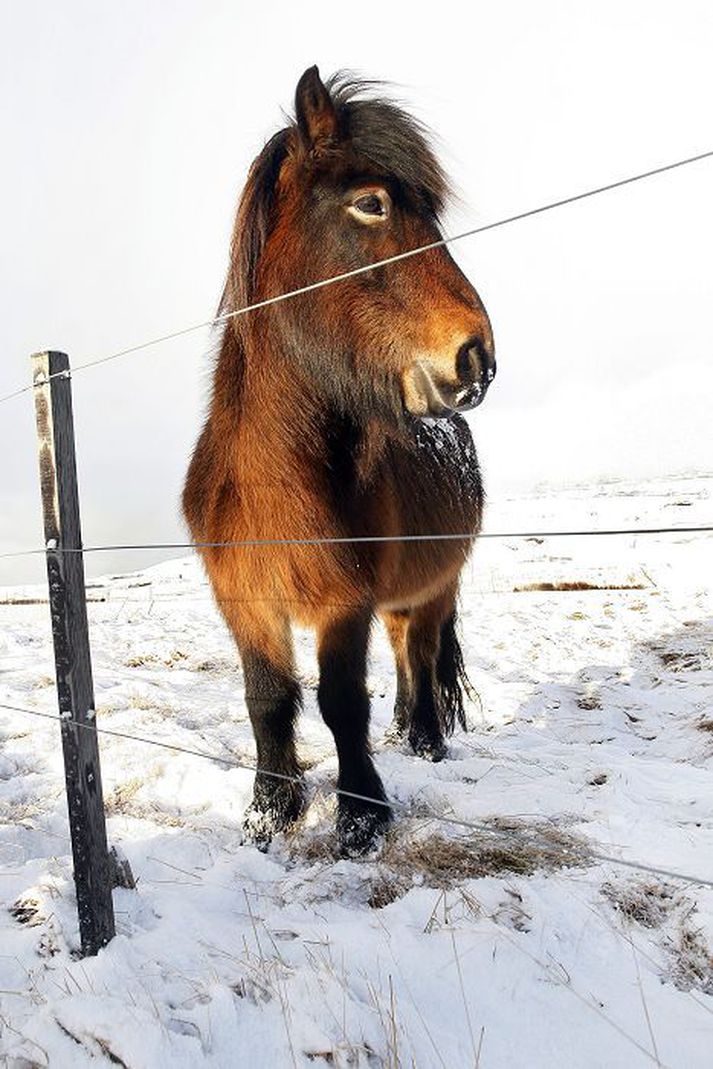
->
left=335, top=760, right=392, bottom=856
left=240, top=645, right=304, bottom=848
left=408, top=666, right=448, bottom=761
left=408, top=723, right=447, bottom=762
left=421, top=739, right=447, bottom=762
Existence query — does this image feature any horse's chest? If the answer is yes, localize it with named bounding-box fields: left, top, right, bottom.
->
left=327, top=415, right=481, bottom=530
left=382, top=418, right=482, bottom=531
left=264, top=416, right=483, bottom=614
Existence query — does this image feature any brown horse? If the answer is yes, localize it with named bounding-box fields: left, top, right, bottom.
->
left=183, top=67, right=495, bottom=854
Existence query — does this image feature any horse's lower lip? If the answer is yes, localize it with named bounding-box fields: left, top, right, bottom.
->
left=454, top=389, right=485, bottom=412
left=414, top=387, right=487, bottom=419
left=450, top=383, right=487, bottom=412
left=405, top=362, right=490, bottom=418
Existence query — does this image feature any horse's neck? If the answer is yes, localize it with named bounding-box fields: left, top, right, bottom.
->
left=232, top=364, right=391, bottom=490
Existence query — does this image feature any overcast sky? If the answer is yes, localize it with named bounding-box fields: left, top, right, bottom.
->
left=1, top=0, right=712, bottom=584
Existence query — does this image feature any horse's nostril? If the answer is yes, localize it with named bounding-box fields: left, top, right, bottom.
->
left=457, top=337, right=495, bottom=387
left=456, top=340, right=475, bottom=384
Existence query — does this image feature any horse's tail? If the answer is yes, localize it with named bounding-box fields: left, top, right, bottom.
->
left=435, top=609, right=473, bottom=735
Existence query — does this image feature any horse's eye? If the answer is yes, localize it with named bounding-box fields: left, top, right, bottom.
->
left=348, top=190, right=390, bottom=223
left=354, top=194, right=384, bottom=216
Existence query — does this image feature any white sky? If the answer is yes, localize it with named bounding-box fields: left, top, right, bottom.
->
left=1, top=0, right=712, bottom=583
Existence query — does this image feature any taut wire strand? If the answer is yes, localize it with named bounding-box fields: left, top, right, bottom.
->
left=1, top=699, right=712, bottom=892
left=0, top=523, right=711, bottom=561
left=1, top=147, right=711, bottom=406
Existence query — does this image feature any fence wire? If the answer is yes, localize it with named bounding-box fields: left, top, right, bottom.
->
left=1, top=146, right=712, bottom=407
left=1, top=699, right=711, bottom=893
left=1, top=522, right=711, bottom=563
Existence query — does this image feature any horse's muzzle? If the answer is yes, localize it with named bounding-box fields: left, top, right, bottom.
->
left=406, top=336, right=496, bottom=418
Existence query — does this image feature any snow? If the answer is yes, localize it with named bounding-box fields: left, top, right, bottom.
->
left=1, top=475, right=712, bottom=1068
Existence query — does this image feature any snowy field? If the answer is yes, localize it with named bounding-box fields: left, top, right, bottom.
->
left=1, top=475, right=712, bottom=1068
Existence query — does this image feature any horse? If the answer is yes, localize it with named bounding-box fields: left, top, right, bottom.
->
left=183, top=67, right=495, bottom=855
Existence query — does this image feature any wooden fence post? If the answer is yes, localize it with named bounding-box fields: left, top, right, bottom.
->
left=31, top=350, right=116, bottom=956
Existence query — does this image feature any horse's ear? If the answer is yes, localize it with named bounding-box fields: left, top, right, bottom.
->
left=294, top=66, right=338, bottom=151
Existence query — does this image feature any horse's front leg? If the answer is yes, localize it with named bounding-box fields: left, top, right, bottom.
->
left=242, top=649, right=305, bottom=846
left=225, top=607, right=305, bottom=847
left=317, top=611, right=392, bottom=855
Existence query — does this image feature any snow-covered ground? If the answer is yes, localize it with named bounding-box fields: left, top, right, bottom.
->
left=1, top=475, right=712, bottom=1068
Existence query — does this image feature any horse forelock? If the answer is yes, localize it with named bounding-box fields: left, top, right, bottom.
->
left=222, top=73, right=450, bottom=316
left=324, top=73, right=450, bottom=215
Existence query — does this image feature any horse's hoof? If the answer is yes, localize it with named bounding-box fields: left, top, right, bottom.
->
left=242, top=779, right=305, bottom=848
left=337, top=802, right=392, bottom=857
left=241, top=805, right=274, bottom=851
left=409, top=730, right=447, bottom=762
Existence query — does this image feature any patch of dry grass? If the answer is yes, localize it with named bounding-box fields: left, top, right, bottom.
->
left=647, top=632, right=713, bottom=674
left=104, top=777, right=143, bottom=815
left=124, top=649, right=188, bottom=669
left=602, top=879, right=713, bottom=996
left=658, top=649, right=708, bottom=672
left=9, top=893, right=46, bottom=927
left=189, top=656, right=239, bottom=675
left=377, top=822, right=587, bottom=891
left=285, top=797, right=339, bottom=863
left=0, top=798, right=46, bottom=825
left=126, top=692, right=162, bottom=712
left=129, top=693, right=180, bottom=718
left=288, top=813, right=589, bottom=909
left=33, top=674, right=56, bottom=689
left=668, top=922, right=713, bottom=996
left=104, top=774, right=193, bottom=828
left=55, top=1019, right=129, bottom=1068
left=98, top=689, right=179, bottom=718
left=124, top=653, right=160, bottom=668
left=115, top=801, right=187, bottom=828
left=514, top=580, right=645, bottom=592
left=601, top=880, right=679, bottom=929
left=367, top=873, right=407, bottom=910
